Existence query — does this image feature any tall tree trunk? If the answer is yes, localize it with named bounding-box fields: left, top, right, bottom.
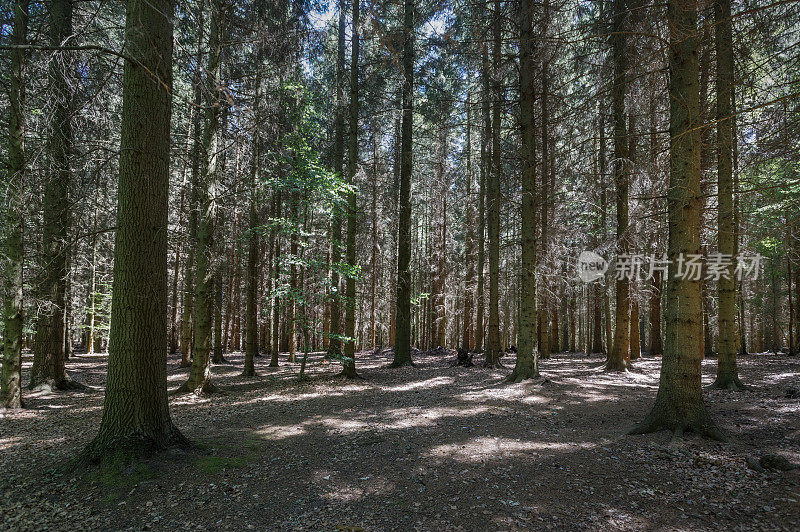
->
left=1, top=0, right=28, bottom=409
left=30, top=0, right=80, bottom=390
left=475, top=47, right=490, bottom=354
left=342, top=0, right=360, bottom=378
left=82, top=0, right=186, bottom=463
left=328, top=0, right=347, bottom=358
left=538, top=0, right=551, bottom=360
left=629, top=0, right=723, bottom=440
left=270, top=191, right=282, bottom=367
left=462, top=89, right=475, bottom=351
left=180, top=0, right=205, bottom=367
left=511, top=0, right=539, bottom=382
left=243, top=44, right=263, bottom=377
left=392, top=0, right=414, bottom=367
left=484, top=0, right=502, bottom=368
left=606, top=0, right=630, bottom=371
left=177, top=0, right=224, bottom=394
left=711, top=0, right=742, bottom=388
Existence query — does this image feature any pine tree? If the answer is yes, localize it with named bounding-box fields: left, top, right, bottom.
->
left=82, top=0, right=187, bottom=464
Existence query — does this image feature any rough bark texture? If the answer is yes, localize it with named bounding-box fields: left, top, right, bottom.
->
left=1, top=0, right=28, bottom=409
left=484, top=0, right=502, bottom=368
left=711, top=0, right=742, bottom=390
left=392, top=0, right=414, bottom=367
left=607, top=0, right=630, bottom=372
left=509, top=0, right=539, bottom=382
left=649, top=270, right=663, bottom=355
left=629, top=0, right=724, bottom=440
left=342, top=0, right=360, bottom=378
left=82, top=0, right=186, bottom=464
left=177, top=0, right=223, bottom=395
left=30, top=0, right=80, bottom=391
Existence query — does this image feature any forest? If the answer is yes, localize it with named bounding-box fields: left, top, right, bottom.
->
left=1, top=0, right=799, bottom=529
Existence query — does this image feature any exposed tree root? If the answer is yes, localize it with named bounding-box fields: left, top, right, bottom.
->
left=708, top=375, right=745, bottom=391
left=212, top=357, right=231, bottom=365
left=240, top=369, right=258, bottom=377
left=604, top=359, right=630, bottom=373
left=626, top=410, right=727, bottom=442
left=76, top=427, right=190, bottom=471
left=172, top=379, right=221, bottom=396
left=505, top=371, right=539, bottom=384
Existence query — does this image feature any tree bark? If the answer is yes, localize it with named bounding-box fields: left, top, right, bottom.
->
left=711, top=0, right=742, bottom=388
left=607, top=0, right=630, bottom=372
left=484, top=0, right=503, bottom=368
left=82, top=0, right=187, bottom=464
left=30, top=0, right=80, bottom=390
left=629, top=0, right=724, bottom=440
left=342, top=0, right=360, bottom=378
left=177, top=0, right=224, bottom=395
left=392, top=0, right=414, bottom=367
left=1, top=0, right=28, bottom=409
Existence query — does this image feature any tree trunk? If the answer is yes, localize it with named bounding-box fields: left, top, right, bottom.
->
left=342, top=0, right=360, bottom=378
left=243, top=42, right=263, bottom=377
left=711, top=0, right=742, bottom=388
left=180, top=0, right=205, bottom=367
left=392, top=0, right=414, bottom=367
left=82, top=0, right=186, bottom=464
left=607, top=0, right=630, bottom=372
left=475, top=46, right=490, bottom=355
left=484, top=0, right=502, bottom=368
left=649, top=269, right=663, bottom=355
left=629, top=0, right=723, bottom=440
left=1, top=0, right=28, bottom=409
left=270, top=190, right=282, bottom=367
left=177, top=0, right=224, bottom=395
left=462, top=89, right=475, bottom=351
left=30, top=0, right=80, bottom=391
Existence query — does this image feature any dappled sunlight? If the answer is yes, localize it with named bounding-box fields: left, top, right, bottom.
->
left=425, top=436, right=598, bottom=464
left=382, top=376, right=455, bottom=392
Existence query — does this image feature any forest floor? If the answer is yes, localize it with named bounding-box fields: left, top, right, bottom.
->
left=1, top=348, right=799, bottom=531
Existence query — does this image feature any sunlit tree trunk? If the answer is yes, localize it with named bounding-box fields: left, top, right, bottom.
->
left=711, top=0, right=743, bottom=388
left=1, top=0, right=28, bottom=409
left=629, top=0, right=723, bottom=440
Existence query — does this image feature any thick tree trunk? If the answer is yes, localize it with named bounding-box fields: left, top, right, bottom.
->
left=649, top=270, right=663, bottom=355
left=177, top=0, right=224, bottom=395
left=1, top=0, right=28, bottom=409
left=629, top=0, right=723, bottom=440
left=475, top=47, right=490, bottom=354
left=711, top=0, right=742, bottom=388
left=392, top=0, right=414, bottom=367
left=30, top=0, right=80, bottom=391
left=82, top=0, right=186, bottom=464
left=342, top=0, right=360, bottom=378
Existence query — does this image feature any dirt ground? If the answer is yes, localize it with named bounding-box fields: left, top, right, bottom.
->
left=1, top=347, right=799, bottom=531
